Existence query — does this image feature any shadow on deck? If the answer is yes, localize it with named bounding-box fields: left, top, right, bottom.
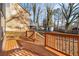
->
left=17, top=40, right=58, bottom=56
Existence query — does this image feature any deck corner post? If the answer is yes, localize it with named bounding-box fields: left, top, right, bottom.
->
left=26, top=31, right=27, bottom=37
left=78, top=37, right=79, bottom=56
left=45, top=33, right=46, bottom=47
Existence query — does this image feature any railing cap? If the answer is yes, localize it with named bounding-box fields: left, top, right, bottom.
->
left=45, top=32, right=79, bottom=38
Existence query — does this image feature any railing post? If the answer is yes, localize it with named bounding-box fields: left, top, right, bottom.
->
left=45, top=33, right=46, bottom=47
left=26, top=31, right=27, bottom=37
left=78, top=37, right=79, bottom=56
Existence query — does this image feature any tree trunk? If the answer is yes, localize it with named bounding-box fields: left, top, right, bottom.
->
left=65, top=23, right=70, bottom=33
left=36, top=22, right=39, bottom=31
left=0, top=12, right=1, bottom=27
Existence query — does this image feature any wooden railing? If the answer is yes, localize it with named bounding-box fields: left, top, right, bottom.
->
left=25, top=31, right=36, bottom=42
left=5, top=31, right=45, bottom=46
left=25, top=31, right=45, bottom=45
left=35, top=31, right=45, bottom=45
left=45, top=32, right=79, bottom=56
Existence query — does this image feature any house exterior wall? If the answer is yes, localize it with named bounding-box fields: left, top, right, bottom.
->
left=1, top=3, right=30, bottom=51
left=5, top=3, right=30, bottom=32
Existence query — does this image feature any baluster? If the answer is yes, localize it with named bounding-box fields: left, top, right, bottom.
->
left=69, top=37, right=70, bottom=55
left=53, top=35, right=56, bottom=48
left=50, top=35, right=51, bottom=46
left=65, top=36, right=67, bottom=53
left=56, top=35, right=58, bottom=49
left=78, top=37, right=79, bottom=56
left=62, top=36, right=64, bottom=51
left=59, top=35, right=60, bottom=50
left=73, top=37, right=75, bottom=56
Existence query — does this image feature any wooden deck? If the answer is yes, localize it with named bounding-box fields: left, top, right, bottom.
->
left=0, top=38, right=58, bottom=56
left=0, top=31, right=57, bottom=56
left=17, top=40, right=58, bottom=56
left=4, top=39, right=19, bottom=51
left=0, top=31, right=71, bottom=56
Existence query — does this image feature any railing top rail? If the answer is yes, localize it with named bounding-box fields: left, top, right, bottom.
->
left=45, top=32, right=79, bottom=38
left=35, top=31, right=45, bottom=38
left=26, top=30, right=35, bottom=32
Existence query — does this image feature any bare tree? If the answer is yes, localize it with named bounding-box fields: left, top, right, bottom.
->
left=54, top=8, right=62, bottom=31
left=59, top=3, right=79, bottom=32
left=31, top=3, right=42, bottom=30
left=32, top=3, right=36, bottom=25
left=45, top=5, right=54, bottom=31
